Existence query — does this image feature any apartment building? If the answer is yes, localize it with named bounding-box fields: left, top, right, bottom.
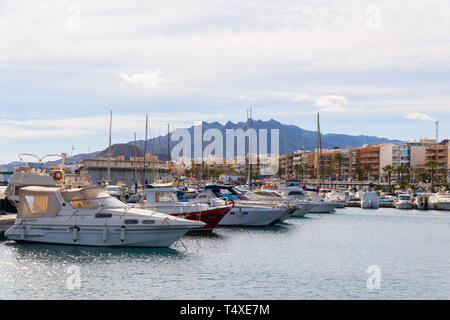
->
left=358, top=145, right=381, bottom=180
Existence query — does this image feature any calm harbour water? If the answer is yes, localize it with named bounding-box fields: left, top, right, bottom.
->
left=1, top=207, right=449, bottom=300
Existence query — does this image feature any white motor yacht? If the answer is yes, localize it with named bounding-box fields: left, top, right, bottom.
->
left=414, top=193, right=433, bottom=210
left=131, top=187, right=232, bottom=232
left=5, top=186, right=204, bottom=247
left=186, top=188, right=288, bottom=227
left=280, top=187, right=339, bottom=214
left=361, top=192, right=379, bottom=209
left=246, top=190, right=315, bottom=217
left=394, top=194, right=414, bottom=210
left=324, top=191, right=347, bottom=208
left=429, top=192, right=450, bottom=211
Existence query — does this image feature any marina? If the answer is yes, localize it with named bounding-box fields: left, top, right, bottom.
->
left=1, top=0, right=450, bottom=303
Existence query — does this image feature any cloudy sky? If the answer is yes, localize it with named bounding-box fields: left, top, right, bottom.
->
left=0, top=0, right=449, bottom=163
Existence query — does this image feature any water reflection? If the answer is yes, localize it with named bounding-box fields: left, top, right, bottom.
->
left=216, top=223, right=296, bottom=236
left=6, top=242, right=184, bottom=263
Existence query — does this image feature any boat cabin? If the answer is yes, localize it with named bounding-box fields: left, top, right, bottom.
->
left=398, top=195, right=412, bottom=201
left=17, top=186, right=126, bottom=218
left=142, top=187, right=180, bottom=205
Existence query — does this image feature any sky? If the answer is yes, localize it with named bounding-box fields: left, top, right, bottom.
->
left=0, top=0, right=449, bottom=164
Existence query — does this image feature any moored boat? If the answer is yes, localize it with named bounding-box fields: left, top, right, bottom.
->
left=429, top=192, right=450, bottom=211
left=132, top=187, right=233, bottom=232
left=394, top=194, right=414, bottom=210
left=361, top=192, right=379, bottom=209
left=5, top=186, right=204, bottom=247
left=414, top=193, right=433, bottom=210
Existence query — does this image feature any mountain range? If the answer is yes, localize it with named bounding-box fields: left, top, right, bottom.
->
left=0, top=119, right=402, bottom=169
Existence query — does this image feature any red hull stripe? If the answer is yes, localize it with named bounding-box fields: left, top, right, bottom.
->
left=170, top=206, right=232, bottom=231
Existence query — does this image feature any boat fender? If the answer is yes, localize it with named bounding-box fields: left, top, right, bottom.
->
left=237, top=207, right=242, bottom=217
left=20, top=226, right=26, bottom=240
left=120, top=226, right=126, bottom=242
left=72, top=226, right=80, bottom=242
left=102, top=227, right=108, bottom=242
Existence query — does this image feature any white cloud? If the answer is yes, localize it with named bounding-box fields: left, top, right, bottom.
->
left=118, top=69, right=165, bottom=90
left=239, top=95, right=258, bottom=101
left=0, top=112, right=230, bottom=139
left=404, top=112, right=436, bottom=122
left=292, top=93, right=313, bottom=102
left=315, top=95, right=349, bottom=112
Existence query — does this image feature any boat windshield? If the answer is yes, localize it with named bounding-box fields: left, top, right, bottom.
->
left=154, top=191, right=175, bottom=203
left=62, top=188, right=127, bottom=209
left=399, top=195, right=411, bottom=200
left=287, top=191, right=306, bottom=197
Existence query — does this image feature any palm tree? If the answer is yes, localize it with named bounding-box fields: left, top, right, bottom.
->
left=395, top=165, right=403, bottom=183
left=363, top=164, right=373, bottom=181
left=438, top=167, right=448, bottom=184
left=425, top=161, right=437, bottom=192
left=278, top=167, right=286, bottom=178
left=333, top=153, right=344, bottom=181
left=355, top=166, right=364, bottom=181
left=396, top=164, right=411, bottom=183
left=382, top=165, right=394, bottom=193
left=293, top=164, right=304, bottom=180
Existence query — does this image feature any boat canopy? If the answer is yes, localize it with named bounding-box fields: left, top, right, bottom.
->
left=5, top=171, right=57, bottom=199
left=18, top=186, right=61, bottom=218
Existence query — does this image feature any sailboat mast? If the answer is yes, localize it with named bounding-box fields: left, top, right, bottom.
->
left=248, top=108, right=253, bottom=191
left=167, top=124, right=171, bottom=162
left=167, top=123, right=172, bottom=181
left=143, top=114, right=148, bottom=186
left=302, top=131, right=306, bottom=181
left=199, top=123, right=203, bottom=188
left=107, top=111, right=112, bottom=184
left=284, top=124, right=288, bottom=181
left=316, top=113, right=321, bottom=190
left=319, top=116, right=324, bottom=187
left=134, top=133, right=137, bottom=183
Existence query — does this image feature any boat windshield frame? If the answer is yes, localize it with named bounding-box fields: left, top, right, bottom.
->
left=62, top=188, right=127, bottom=209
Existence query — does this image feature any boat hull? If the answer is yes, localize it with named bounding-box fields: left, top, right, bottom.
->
left=169, top=206, right=232, bottom=232
left=291, top=202, right=316, bottom=217
left=361, top=200, right=379, bottom=209
left=432, top=202, right=450, bottom=211
left=309, top=202, right=339, bottom=213
left=5, top=224, right=192, bottom=248
left=395, top=203, right=414, bottom=210
left=218, top=207, right=285, bottom=226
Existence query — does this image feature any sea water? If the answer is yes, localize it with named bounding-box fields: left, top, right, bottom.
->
left=0, top=207, right=449, bottom=300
